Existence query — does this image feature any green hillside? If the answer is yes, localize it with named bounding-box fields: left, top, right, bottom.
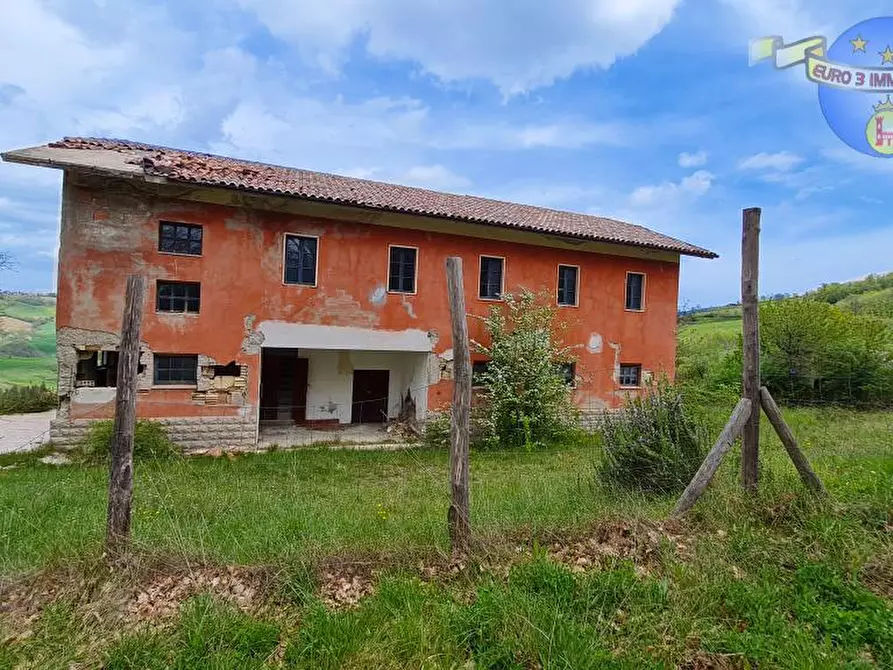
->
left=0, top=294, right=57, bottom=388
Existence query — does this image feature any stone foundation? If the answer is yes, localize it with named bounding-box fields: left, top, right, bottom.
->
left=50, top=416, right=258, bottom=452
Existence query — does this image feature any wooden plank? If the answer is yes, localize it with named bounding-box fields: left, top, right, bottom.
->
left=759, top=387, right=827, bottom=496
left=445, top=257, right=471, bottom=553
left=672, top=398, right=752, bottom=518
left=105, top=275, right=145, bottom=556
left=741, top=207, right=761, bottom=492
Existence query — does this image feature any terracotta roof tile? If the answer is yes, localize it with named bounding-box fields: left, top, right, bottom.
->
left=48, top=137, right=717, bottom=258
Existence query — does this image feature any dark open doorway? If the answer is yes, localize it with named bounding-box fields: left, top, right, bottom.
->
left=259, top=349, right=309, bottom=423
left=351, top=370, right=389, bottom=423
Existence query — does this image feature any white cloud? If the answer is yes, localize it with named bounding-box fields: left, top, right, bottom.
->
left=678, top=150, right=707, bottom=168
left=739, top=151, right=804, bottom=172
left=398, top=165, right=471, bottom=191
left=235, top=0, right=681, bottom=94
left=630, top=170, right=715, bottom=207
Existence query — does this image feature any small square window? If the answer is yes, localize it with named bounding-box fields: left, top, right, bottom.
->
left=558, top=265, right=578, bottom=306
left=284, top=235, right=318, bottom=286
left=479, top=256, right=504, bottom=300
left=558, top=362, right=576, bottom=386
left=159, top=222, right=202, bottom=255
left=154, top=355, right=198, bottom=385
left=619, top=364, right=641, bottom=387
left=472, top=361, right=490, bottom=386
left=388, top=246, right=417, bottom=293
left=156, top=281, right=200, bottom=313
left=625, top=272, right=645, bottom=311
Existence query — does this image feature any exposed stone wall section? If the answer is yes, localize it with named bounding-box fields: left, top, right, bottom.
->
left=50, top=416, right=257, bottom=452
left=192, top=358, right=249, bottom=406
left=240, top=314, right=264, bottom=354
left=56, top=327, right=152, bottom=419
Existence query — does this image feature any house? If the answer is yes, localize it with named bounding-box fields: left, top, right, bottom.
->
left=1, top=138, right=716, bottom=450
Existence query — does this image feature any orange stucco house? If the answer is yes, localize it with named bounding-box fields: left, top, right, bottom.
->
left=2, top=138, right=715, bottom=450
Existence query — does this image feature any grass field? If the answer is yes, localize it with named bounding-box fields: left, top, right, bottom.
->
left=1, top=406, right=891, bottom=668
left=0, top=294, right=57, bottom=388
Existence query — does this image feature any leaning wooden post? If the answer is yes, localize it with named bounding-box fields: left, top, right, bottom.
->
left=741, top=207, right=761, bottom=492
left=106, top=275, right=145, bottom=557
left=759, top=387, right=827, bottom=496
left=445, top=257, right=471, bottom=553
left=672, top=398, right=751, bottom=517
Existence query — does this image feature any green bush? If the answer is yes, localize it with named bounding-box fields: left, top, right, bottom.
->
left=473, top=290, right=578, bottom=449
left=598, top=380, right=707, bottom=494
left=0, top=384, right=56, bottom=414
left=79, top=419, right=179, bottom=462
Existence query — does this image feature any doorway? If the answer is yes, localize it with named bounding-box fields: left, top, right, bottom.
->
left=259, top=349, right=309, bottom=423
left=351, top=370, right=390, bottom=423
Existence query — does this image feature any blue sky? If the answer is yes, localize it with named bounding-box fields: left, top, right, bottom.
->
left=1, top=0, right=892, bottom=307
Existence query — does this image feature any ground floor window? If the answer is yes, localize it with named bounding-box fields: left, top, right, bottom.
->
left=154, top=354, right=198, bottom=385
left=618, top=364, right=641, bottom=387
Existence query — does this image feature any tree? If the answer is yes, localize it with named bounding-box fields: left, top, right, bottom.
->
left=0, top=251, right=14, bottom=272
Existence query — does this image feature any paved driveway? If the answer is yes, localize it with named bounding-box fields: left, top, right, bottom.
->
left=0, top=410, right=55, bottom=454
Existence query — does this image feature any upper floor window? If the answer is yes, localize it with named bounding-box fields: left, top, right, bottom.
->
left=619, top=364, right=642, bottom=387
left=558, top=362, right=576, bottom=386
left=154, top=354, right=198, bottom=386
left=557, top=265, right=579, bottom=306
left=472, top=360, right=490, bottom=387
left=479, top=256, right=504, bottom=300
left=625, top=272, right=645, bottom=311
left=156, top=281, right=200, bottom=313
left=159, top=222, right=202, bottom=256
left=284, top=234, right=318, bottom=286
left=388, top=246, right=417, bottom=294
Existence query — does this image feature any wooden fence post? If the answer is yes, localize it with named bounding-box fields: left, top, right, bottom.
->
left=445, top=257, right=471, bottom=554
left=759, top=387, right=826, bottom=496
left=741, top=207, right=761, bottom=492
left=672, top=398, right=752, bottom=517
left=106, top=275, right=145, bottom=557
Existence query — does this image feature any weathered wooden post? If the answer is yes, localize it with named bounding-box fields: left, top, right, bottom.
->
left=741, top=207, right=761, bottom=492
left=759, top=387, right=826, bottom=496
left=445, top=257, right=471, bottom=553
left=106, top=275, right=145, bottom=557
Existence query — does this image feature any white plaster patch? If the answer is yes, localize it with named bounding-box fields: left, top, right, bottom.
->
left=370, top=285, right=387, bottom=306
left=587, top=333, right=603, bottom=354
left=72, top=387, right=117, bottom=404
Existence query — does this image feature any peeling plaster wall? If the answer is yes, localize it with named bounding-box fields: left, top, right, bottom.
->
left=52, top=171, right=682, bottom=445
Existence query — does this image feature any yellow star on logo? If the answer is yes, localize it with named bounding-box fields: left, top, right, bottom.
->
left=881, top=45, right=893, bottom=65
left=851, top=35, right=868, bottom=53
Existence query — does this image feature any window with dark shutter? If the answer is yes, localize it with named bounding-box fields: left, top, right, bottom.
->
left=625, top=272, right=645, bottom=311
left=156, top=281, right=200, bottom=313
left=558, top=362, right=576, bottom=386
left=557, top=265, right=578, bottom=306
left=618, top=364, right=641, bottom=387
left=388, top=246, right=417, bottom=293
left=153, top=355, right=198, bottom=385
left=159, top=222, right=202, bottom=255
left=284, top=235, right=318, bottom=286
left=472, top=361, right=490, bottom=387
left=479, top=256, right=504, bottom=300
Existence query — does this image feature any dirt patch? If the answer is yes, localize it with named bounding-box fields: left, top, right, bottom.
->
left=679, top=650, right=750, bottom=669
left=860, top=556, right=893, bottom=598
left=317, top=562, right=377, bottom=608
left=0, top=316, right=32, bottom=333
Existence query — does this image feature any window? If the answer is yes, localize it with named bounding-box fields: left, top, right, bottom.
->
left=159, top=222, right=202, bottom=256
left=156, top=281, right=200, bottom=313
left=619, top=364, right=641, bottom=387
left=479, top=256, right=504, bottom=300
left=558, top=362, right=576, bottom=386
left=284, top=234, right=318, bottom=285
left=472, top=361, right=490, bottom=386
left=75, top=350, right=119, bottom=387
left=154, top=355, right=198, bottom=385
left=388, top=246, right=417, bottom=293
left=625, top=272, right=645, bottom=311
left=557, top=265, right=578, bottom=306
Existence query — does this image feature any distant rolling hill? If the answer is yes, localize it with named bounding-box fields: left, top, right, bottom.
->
left=0, top=294, right=57, bottom=387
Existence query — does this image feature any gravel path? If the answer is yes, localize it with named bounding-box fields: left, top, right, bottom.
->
left=0, top=410, right=55, bottom=454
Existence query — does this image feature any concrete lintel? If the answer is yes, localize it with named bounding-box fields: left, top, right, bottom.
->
left=257, top=322, right=433, bottom=352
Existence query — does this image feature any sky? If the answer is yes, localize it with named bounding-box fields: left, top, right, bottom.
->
left=1, top=0, right=892, bottom=308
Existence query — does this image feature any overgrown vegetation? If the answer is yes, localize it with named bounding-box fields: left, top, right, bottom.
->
left=0, top=407, right=890, bottom=667
left=0, top=384, right=56, bottom=415
left=679, top=298, right=893, bottom=407
left=78, top=420, right=180, bottom=463
left=472, top=290, right=578, bottom=449
left=598, top=379, right=707, bottom=493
